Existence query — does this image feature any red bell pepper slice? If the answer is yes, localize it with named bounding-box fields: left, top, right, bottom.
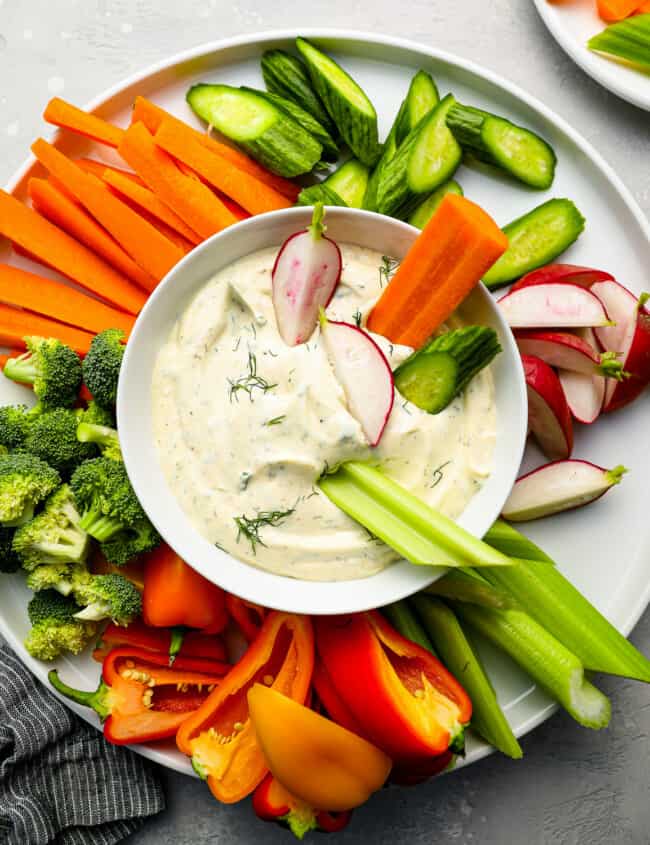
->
left=315, top=610, right=472, bottom=761
left=226, top=594, right=266, bottom=642
left=176, top=611, right=314, bottom=804
left=92, top=619, right=227, bottom=672
left=253, top=773, right=352, bottom=839
left=49, top=646, right=228, bottom=745
left=312, top=659, right=365, bottom=735
left=143, top=543, right=229, bottom=633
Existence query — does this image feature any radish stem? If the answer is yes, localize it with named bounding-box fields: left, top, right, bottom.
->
left=453, top=602, right=611, bottom=729
left=413, top=595, right=523, bottom=759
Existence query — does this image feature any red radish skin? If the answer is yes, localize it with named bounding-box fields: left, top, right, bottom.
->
left=512, top=263, right=615, bottom=292
left=319, top=314, right=394, bottom=447
left=522, top=354, right=573, bottom=460
left=514, top=330, right=624, bottom=377
left=272, top=204, right=342, bottom=347
left=498, top=283, right=612, bottom=329
left=502, top=459, right=627, bottom=522
left=592, top=280, right=650, bottom=412
left=558, top=369, right=605, bottom=424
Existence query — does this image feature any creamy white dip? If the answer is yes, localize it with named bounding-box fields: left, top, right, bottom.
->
left=152, top=243, right=496, bottom=581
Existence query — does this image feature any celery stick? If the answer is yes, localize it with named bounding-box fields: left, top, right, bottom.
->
left=588, top=15, right=650, bottom=74
left=425, top=569, right=516, bottom=610
left=483, top=519, right=554, bottom=564
left=383, top=600, right=437, bottom=655
left=484, top=560, right=650, bottom=683
left=454, top=602, right=611, bottom=729
left=413, top=595, right=523, bottom=759
left=319, top=462, right=512, bottom=567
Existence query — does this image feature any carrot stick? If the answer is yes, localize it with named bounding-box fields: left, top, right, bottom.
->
left=101, top=168, right=202, bottom=244
left=635, top=0, right=650, bottom=11
left=131, top=96, right=300, bottom=201
left=0, top=188, right=145, bottom=315
left=216, top=192, right=250, bottom=222
left=367, top=194, right=508, bottom=348
left=0, top=263, right=135, bottom=336
left=31, top=138, right=184, bottom=285
left=43, top=97, right=125, bottom=148
left=0, top=303, right=95, bottom=356
left=28, top=177, right=157, bottom=292
left=118, top=122, right=237, bottom=239
left=597, top=0, right=643, bottom=20
left=154, top=119, right=292, bottom=216
left=76, top=158, right=144, bottom=186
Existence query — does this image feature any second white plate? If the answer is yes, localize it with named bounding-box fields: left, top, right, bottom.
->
left=534, top=0, right=650, bottom=111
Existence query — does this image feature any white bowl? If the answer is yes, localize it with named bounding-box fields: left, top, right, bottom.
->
left=118, top=207, right=527, bottom=615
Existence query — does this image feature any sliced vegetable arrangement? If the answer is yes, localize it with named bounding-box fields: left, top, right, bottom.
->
left=0, top=32, right=648, bottom=843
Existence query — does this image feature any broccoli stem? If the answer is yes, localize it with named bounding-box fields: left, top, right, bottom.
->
left=79, top=510, right=124, bottom=542
left=74, top=602, right=111, bottom=622
left=77, top=422, right=119, bottom=449
left=48, top=670, right=111, bottom=720
left=4, top=353, right=36, bottom=386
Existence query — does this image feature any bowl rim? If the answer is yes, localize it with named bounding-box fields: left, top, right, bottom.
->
left=118, top=205, right=527, bottom=614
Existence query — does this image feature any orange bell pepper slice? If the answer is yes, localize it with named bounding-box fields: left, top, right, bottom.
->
left=315, top=610, right=472, bottom=762
left=248, top=684, right=392, bottom=811
left=176, top=611, right=314, bottom=803
left=142, top=543, right=228, bottom=633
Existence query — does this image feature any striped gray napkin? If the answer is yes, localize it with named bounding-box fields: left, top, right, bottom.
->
left=0, top=644, right=164, bottom=845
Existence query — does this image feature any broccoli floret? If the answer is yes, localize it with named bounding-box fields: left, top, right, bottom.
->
left=26, top=562, right=76, bottom=595
left=77, top=401, right=115, bottom=429
left=4, top=337, right=81, bottom=409
left=13, top=484, right=89, bottom=570
left=0, top=405, right=32, bottom=451
left=77, top=422, right=122, bottom=462
left=25, top=590, right=97, bottom=661
left=24, top=409, right=97, bottom=476
left=73, top=573, right=142, bottom=626
left=0, top=526, right=20, bottom=573
left=71, top=457, right=160, bottom=564
left=82, top=329, right=125, bottom=407
left=100, top=519, right=160, bottom=566
left=0, top=453, right=60, bottom=527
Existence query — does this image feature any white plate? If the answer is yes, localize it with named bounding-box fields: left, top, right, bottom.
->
left=534, top=0, right=650, bottom=111
left=118, top=207, right=526, bottom=616
left=1, top=29, right=649, bottom=779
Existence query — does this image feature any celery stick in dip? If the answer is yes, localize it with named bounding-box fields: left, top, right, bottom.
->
left=151, top=243, right=496, bottom=581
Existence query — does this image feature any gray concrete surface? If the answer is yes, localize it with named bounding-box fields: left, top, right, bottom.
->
left=1, top=1, right=649, bottom=842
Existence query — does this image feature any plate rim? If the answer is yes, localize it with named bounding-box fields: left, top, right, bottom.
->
left=2, top=26, right=650, bottom=779
left=532, top=0, right=650, bottom=112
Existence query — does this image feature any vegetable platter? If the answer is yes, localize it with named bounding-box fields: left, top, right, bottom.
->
left=534, top=0, right=650, bottom=111
left=0, top=27, right=649, bottom=805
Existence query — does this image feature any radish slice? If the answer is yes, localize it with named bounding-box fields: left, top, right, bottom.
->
left=498, top=283, right=612, bottom=329
left=319, top=313, right=394, bottom=446
left=522, top=354, right=573, bottom=460
left=502, top=460, right=627, bottom=522
left=592, top=280, right=650, bottom=412
left=558, top=369, right=605, bottom=424
left=511, top=263, right=614, bottom=293
left=514, top=329, right=623, bottom=376
left=272, top=204, right=342, bottom=346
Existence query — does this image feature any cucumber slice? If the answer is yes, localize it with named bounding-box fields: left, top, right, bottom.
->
left=324, top=158, right=369, bottom=208
left=425, top=326, right=501, bottom=394
left=408, top=179, right=463, bottom=229
left=363, top=100, right=406, bottom=211
left=241, top=86, right=339, bottom=161
left=261, top=49, right=336, bottom=135
left=296, top=183, right=347, bottom=207
left=483, top=199, right=586, bottom=290
left=395, top=70, right=439, bottom=147
left=296, top=37, right=380, bottom=167
left=447, top=104, right=556, bottom=190
left=394, top=351, right=458, bottom=414
left=186, top=84, right=322, bottom=178
left=376, top=95, right=462, bottom=219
